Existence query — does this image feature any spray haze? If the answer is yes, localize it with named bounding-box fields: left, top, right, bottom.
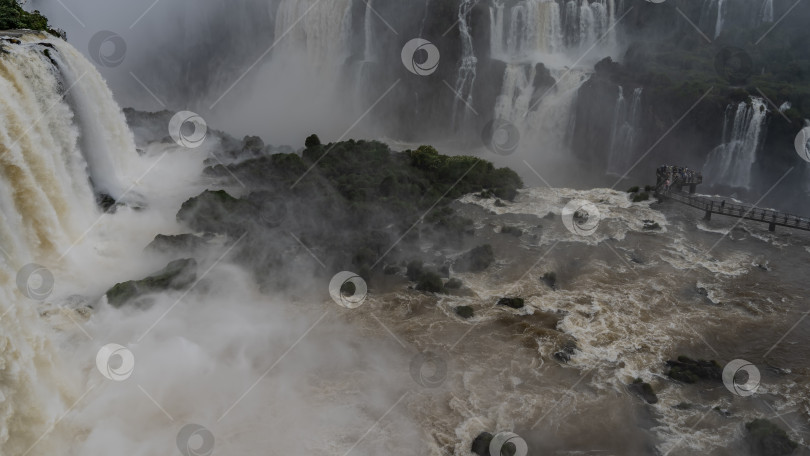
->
left=3, top=0, right=810, bottom=454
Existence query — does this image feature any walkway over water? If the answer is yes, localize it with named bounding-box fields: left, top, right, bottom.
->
left=655, top=166, right=810, bottom=232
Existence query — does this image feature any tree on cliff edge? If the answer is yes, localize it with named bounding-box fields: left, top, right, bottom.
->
left=0, top=0, right=48, bottom=31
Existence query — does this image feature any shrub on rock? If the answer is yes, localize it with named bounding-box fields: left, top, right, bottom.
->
left=628, top=378, right=658, bottom=404
left=666, top=356, right=722, bottom=383
left=106, top=259, right=197, bottom=308
left=416, top=271, right=443, bottom=293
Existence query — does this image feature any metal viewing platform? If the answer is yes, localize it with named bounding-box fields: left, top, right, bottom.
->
left=654, top=166, right=810, bottom=232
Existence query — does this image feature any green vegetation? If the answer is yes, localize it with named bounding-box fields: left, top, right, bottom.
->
left=632, top=192, right=650, bottom=203
left=0, top=0, right=48, bottom=31
left=627, top=186, right=640, bottom=193
left=106, top=259, right=197, bottom=307
left=416, top=271, right=444, bottom=293
left=666, top=356, right=722, bottom=383
left=629, top=378, right=658, bottom=404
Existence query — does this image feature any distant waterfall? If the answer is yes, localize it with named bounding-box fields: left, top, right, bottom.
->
left=703, top=98, right=768, bottom=189
left=700, top=0, right=727, bottom=38
left=363, top=0, right=375, bottom=62
left=494, top=64, right=538, bottom=123
left=274, top=0, right=354, bottom=67
left=760, top=0, right=774, bottom=23
left=0, top=32, right=140, bottom=454
left=452, top=0, right=478, bottom=129
left=490, top=0, right=613, bottom=60
left=607, top=86, right=642, bottom=175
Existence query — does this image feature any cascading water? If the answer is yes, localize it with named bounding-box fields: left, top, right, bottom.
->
left=760, top=0, right=774, bottom=24
left=452, top=0, right=478, bottom=129
left=703, top=98, right=768, bottom=189
left=700, top=0, right=727, bottom=39
left=488, top=0, right=615, bottom=162
left=491, top=0, right=613, bottom=59
left=607, top=86, right=642, bottom=175
left=273, top=0, right=354, bottom=68
left=0, top=32, right=139, bottom=455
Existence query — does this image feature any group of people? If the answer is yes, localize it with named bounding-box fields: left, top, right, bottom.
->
left=656, top=165, right=702, bottom=191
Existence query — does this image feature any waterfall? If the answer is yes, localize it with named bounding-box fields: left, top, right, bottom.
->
left=494, top=64, right=538, bottom=123
left=760, top=0, right=774, bottom=23
left=607, top=86, right=642, bottom=175
left=363, top=0, right=375, bottom=62
left=699, top=0, right=727, bottom=39
left=703, top=98, right=768, bottom=189
left=0, top=32, right=139, bottom=454
left=452, top=0, right=478, bottom=129
left=491, top=0, right=612, bottom=61
left=714, top=0, right=725, bottom=38
left=274, top=0, right=354, bottom=67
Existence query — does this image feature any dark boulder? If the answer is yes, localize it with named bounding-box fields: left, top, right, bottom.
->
left=542, top=272, right=557, bottom=289
left=471, top=432, right=494, bottom=456
left=628, top=378, right=658, bottom=404
left=553, top=338, right=578, bottom=363
left=455, top=305, right=474, bottom=319
left=416, top=271, right=444, bottom=293
left=444, top=278, right=463, bottom=289
left=456, top=244, right=495, bottom=273
left=497, top=297, right=525, bottom=309
left=745, top=419, right=798, bottom=456
left=666, top=356, right=722, bottom=383
left=106, top=259, right=197, bottom=308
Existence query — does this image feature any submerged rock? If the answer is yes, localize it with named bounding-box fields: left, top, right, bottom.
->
left=628, top=378, right=658, bottom=404
left=497, top=297, right=524, bottom=309
left=745, top=419, right=798, bottom=456
left=455, top=305, right=474, bottom=319
left=553, top=338, right=579, bottom=363
left=666, top=356, right=722, bottom=383
left=542, top=272, right=557, bottom=289
left=455, top=244, right=495, bottom=273
left=106, top=259, right=197, bottom=307
left=471, top=432, right=494, bottom=456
